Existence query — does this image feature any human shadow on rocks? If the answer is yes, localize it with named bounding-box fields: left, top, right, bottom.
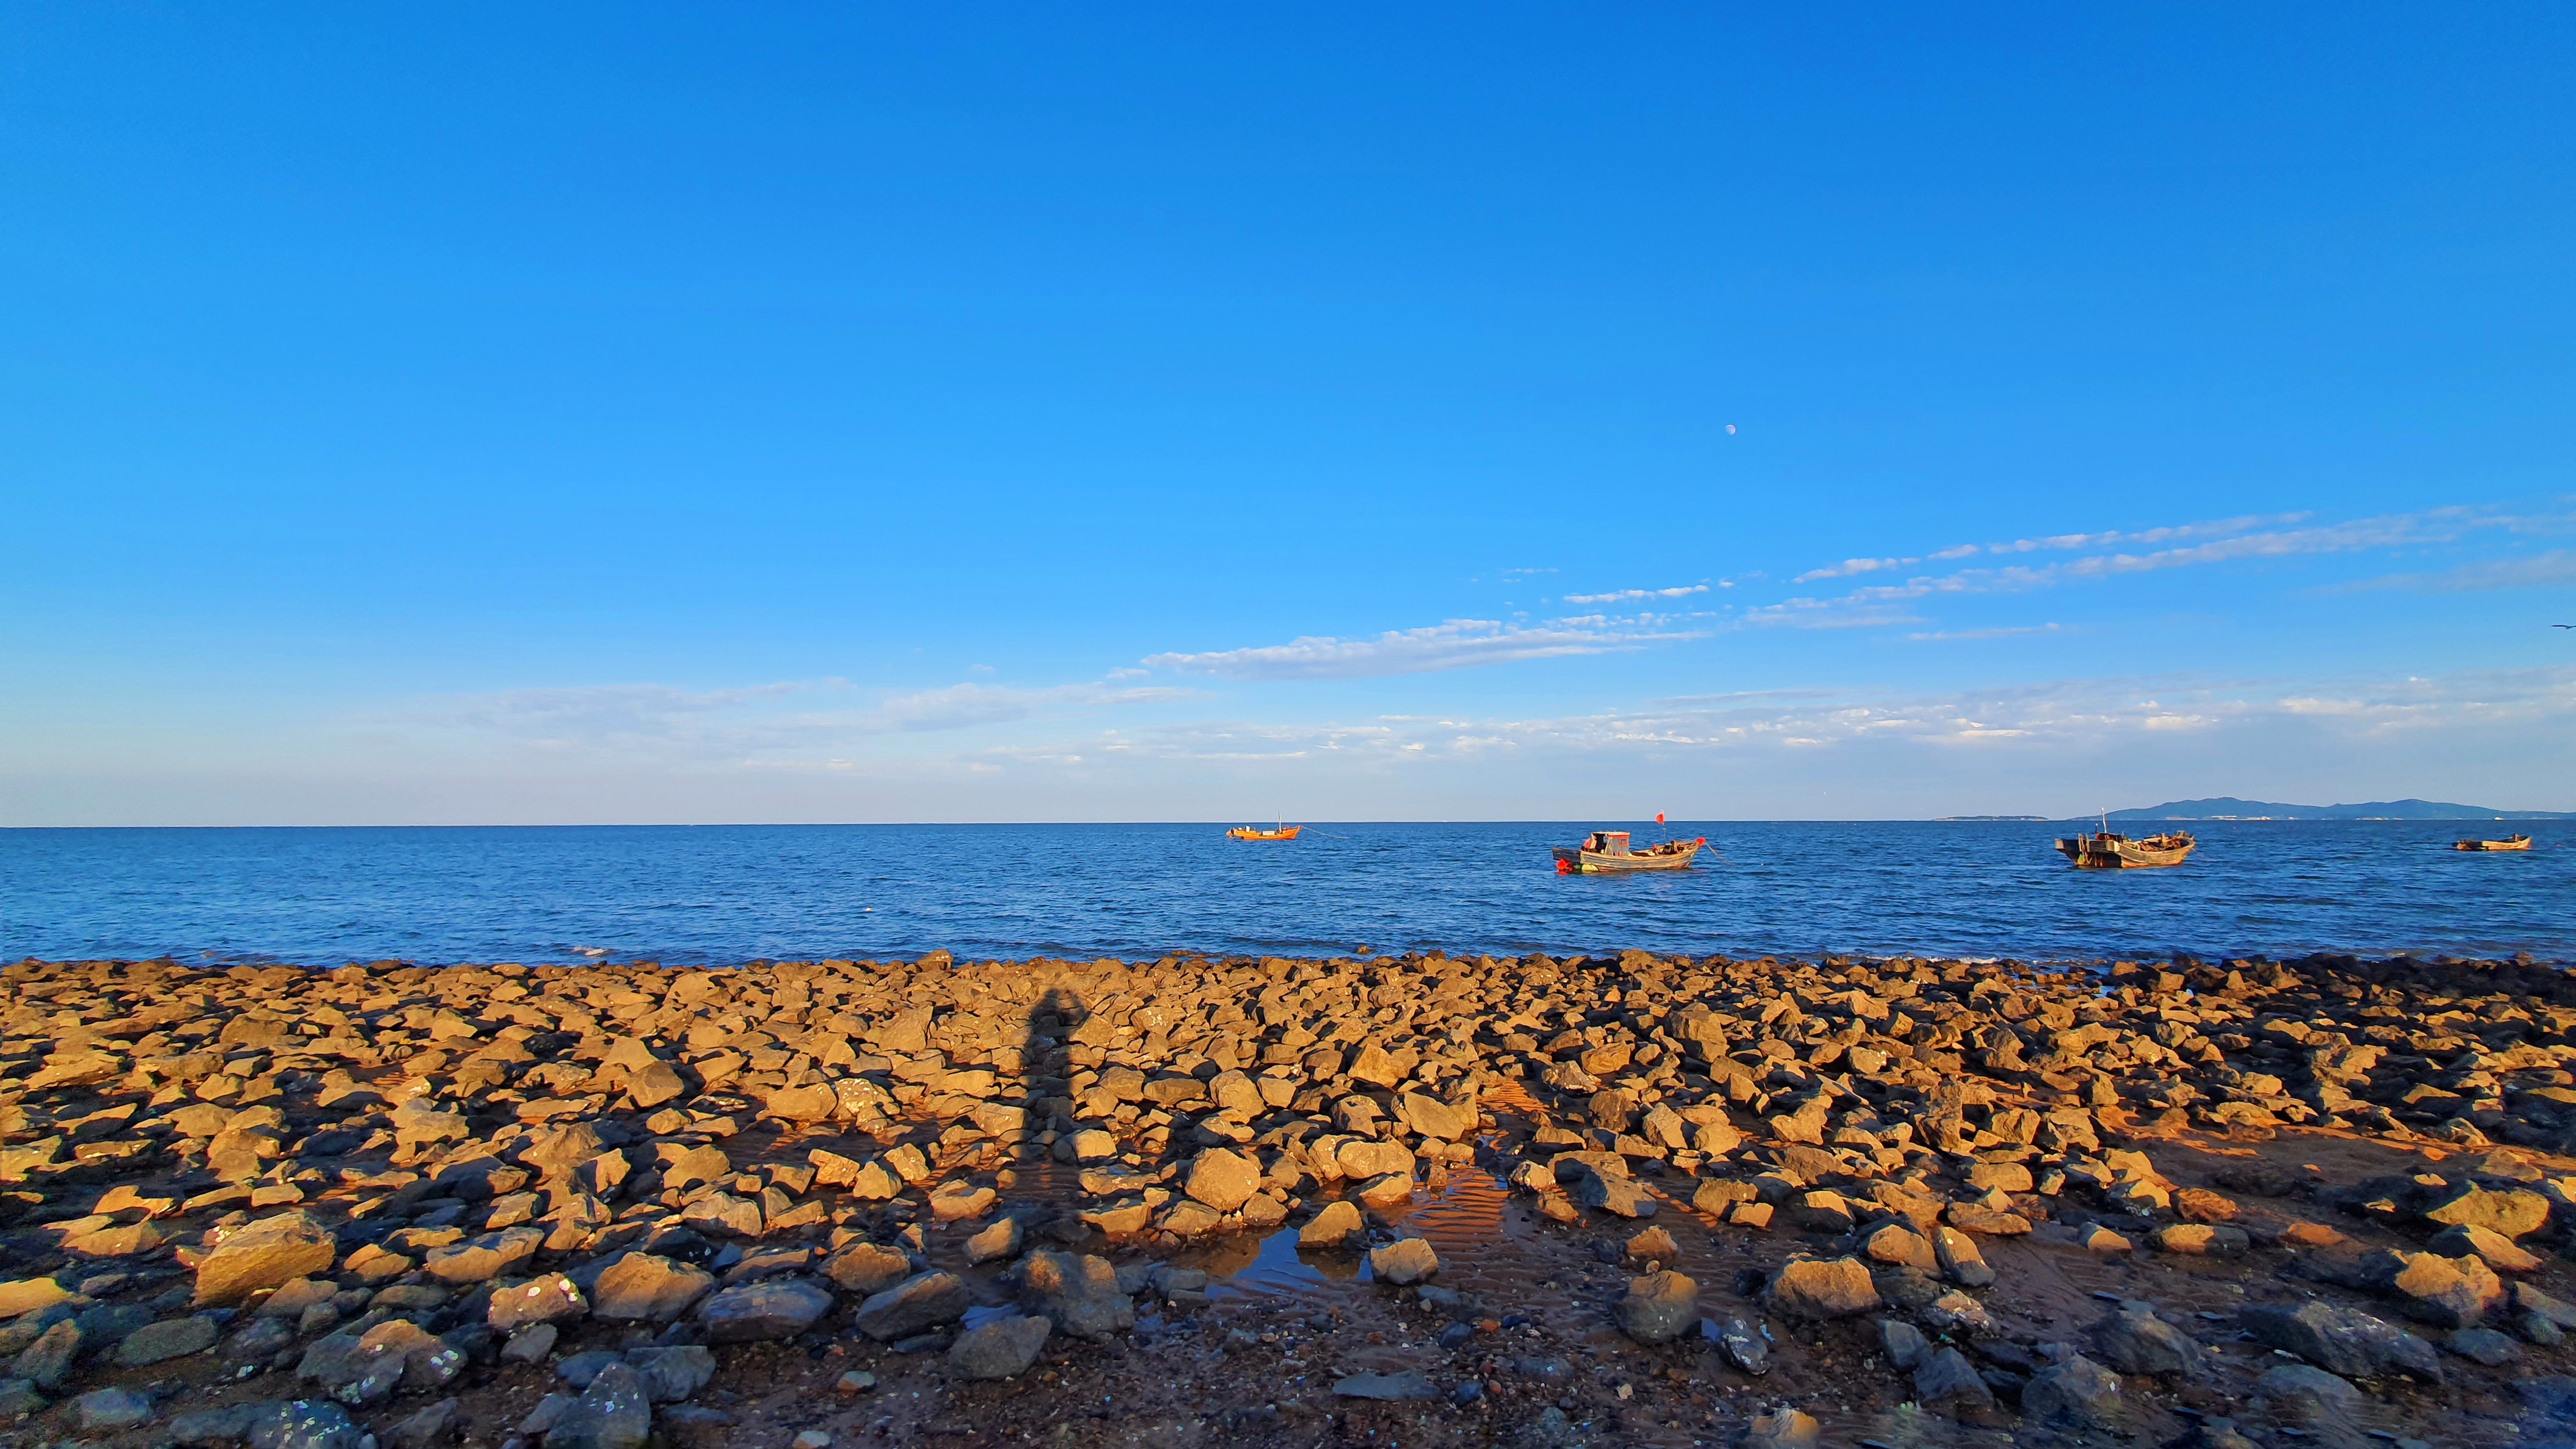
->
left=1021, top=986, right=1095, bottom=1247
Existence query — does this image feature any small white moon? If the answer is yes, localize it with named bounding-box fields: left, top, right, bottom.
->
left=1725, top=424, right=1737, bottom=434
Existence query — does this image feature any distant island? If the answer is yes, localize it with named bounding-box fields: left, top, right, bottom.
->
left=2100, top=797, right=2575, bottom=821
left=1935, top=815, right=2050, bottom=821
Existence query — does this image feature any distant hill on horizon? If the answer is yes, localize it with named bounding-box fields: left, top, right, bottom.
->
left=2103, top=797, right=2576, bottom=821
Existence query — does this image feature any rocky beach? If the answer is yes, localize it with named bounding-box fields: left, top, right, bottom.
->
left=2, top=945, right=2574, bottom=1449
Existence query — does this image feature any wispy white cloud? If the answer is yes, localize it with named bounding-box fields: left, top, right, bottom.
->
left=2334, top=550, right=2576, bottom=594
left=1142, top=617, right=1703, bottom=681
left=989, top=665, right=2576, bottom=769
left=1907, top=624, right=2067, bottom=642
left=1794, top=557, right=1914, bottom=583
left=1747, top=505, right=2529, bottom=629
left=1560, top=584, right=1710, bottom=605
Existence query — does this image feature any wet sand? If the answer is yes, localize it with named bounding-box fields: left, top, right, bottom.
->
left=1, top=946, right=2572, bottom=1448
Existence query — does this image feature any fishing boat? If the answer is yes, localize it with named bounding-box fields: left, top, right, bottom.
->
left=2055, top=827, right=2195, bottom=869
left=1228, top=817, right=1301, bottom=841
left=1553, top=830, right=1706, bottom=874
left=2453, top=834, right=2532, bottom=852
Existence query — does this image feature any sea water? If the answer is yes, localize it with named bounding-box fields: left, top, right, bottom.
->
left=3, top=820, right=2569, bottom=967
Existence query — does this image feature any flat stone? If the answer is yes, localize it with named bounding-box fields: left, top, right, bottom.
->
left=427, top=1227, right=544, bottom=1284
left=824, top=1242, right=916, bottom=1296
left=853, top=1271, right=970, bottom=1342
left=2385, top=1251, right=2504, bottom=1328
left=697, top=1277, right=834, bottom=1343
left=2092, top=1303, right=2200, bottom=1376
left=195, top=1210, right=337, bottom=1306
left=2429, top=1223, right=2544, bottom=1274
left=948, top=1313, right=1052, bottom=1380
left=385, top=1398, right=458, bottom=1449
left=591, top=1254, right=714, bottom=1322
left=2239, top=1301, right=2442, bottom=1382
left=116, top=1313, right=219, bottom=1366
left=624, top=1345, right=716, bottom=1401
left=2255, top=1363, right=2361, bottom=1422
left=0, top=1279, right=71, bottom=1319
left=2149, top=1223, right=2251, bottom=1256
left=1879, top=1318, right=1928, bottom=1370
left=2447, top=1326, right=2521, bottom=1366
left=77, top=1386, right=155, bottom=1431
left=2423, top=1185, right=2550, bottom=1239
left=964, top=1216, right=1022, bottom=1266
left=249, top=1398, right=359, bottom=1449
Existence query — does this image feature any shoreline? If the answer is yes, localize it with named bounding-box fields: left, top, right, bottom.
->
left=1, top=947, right=2572, bottom=1446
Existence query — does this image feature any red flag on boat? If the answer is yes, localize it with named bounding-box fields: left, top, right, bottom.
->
left=1655, top=812, right=1665, bottom=825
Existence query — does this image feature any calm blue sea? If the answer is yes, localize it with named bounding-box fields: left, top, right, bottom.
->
left=2, top=821, right=2569, bottom=968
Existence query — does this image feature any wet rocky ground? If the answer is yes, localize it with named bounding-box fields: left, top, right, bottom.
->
left=3, top=946, right=2575, bottom=1449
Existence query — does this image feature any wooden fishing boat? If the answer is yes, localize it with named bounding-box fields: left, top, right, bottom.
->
left=2055, top=829, right=2195, bottom=869
left=2453, top=834, right=2531, bottom=852
left=1227, top=821, right=1301, bottom=841
left=1553, top=830, right=1707, bottom=874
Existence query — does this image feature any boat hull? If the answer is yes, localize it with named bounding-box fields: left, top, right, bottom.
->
left=1553, top=839, right=1706, bottom=874
left=1228, top=826, right=1301, bottom=841
left=2055, top=832, right=2194, bottom=869
left=2454, top=836, right=2531, bottom=851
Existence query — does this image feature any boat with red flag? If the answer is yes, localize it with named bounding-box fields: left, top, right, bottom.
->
left=1554, top=815, right=1707, bottom=874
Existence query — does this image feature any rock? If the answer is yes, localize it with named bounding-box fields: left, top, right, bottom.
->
left=698, top=1277, right=834, bottom=1343
left=77, top=1386, right=155, bottom=1431
left=195, top=1210, right=337, bottom=1305
left=545, top=1362, right=653, bottom=1449
left=427, top=1227, right=543, bottom=1284
left=2092, top=1302, right=2200, bottom=1376
left=502, top=1324, right=559, bottom=1363
left=2447, top=1326, right=2522, bottom=1365
left=1016, top=1253, right=1133, bottom=1342
left=1334, top=1370, right=1436, bottom=1400
left=0, top=1278, right=71, bottom=1319
left=1183, top=1148, right=1261, bottom=1213
left=1879, top=1318, right=1928, bottom=1370
left=1930, top=1225, right=1995, bottom=1287
left=117, top=1313, right=219, bottom=1365
left=964, top=1215, right=1022, bottom=1266
left=248, top=1398, right=361, bottom=1449
left=853, top=1271, right=970, bottom=1342
left=1299, top=1200, right=1365, bottom=1248
left=15, top=1319, right=80, bottom=1390
left=2174, top=1187, right=2239, bottom=1221
left=1370, top=1238, right=1439, bottom=1287
left=625, top=1062, right=686, bottom=1109
left=491, top=1275, right=589, bottom=1329
left=1943, top=1204, right=2030, bottom=1236
left=1574, top=1171, right=1658, bottom=1218
left=1744, top=1408, right=1820, bottom=1449
left=1354, top=1172, right=1417, bottom=1209
left=2021, top=1352, right=2120, bottom=1427
left=1765, top=1257, right=1878, bottom=1320
left=948, top=1313, right=1051, bottom=1380
left=2255, top=1363, right=2361, bottom=1422
left=1862, top=1223, right=1935, bottom=1271
left=2517, top=1281, right=2576, bottom=1330
left=1911, top=1347, right=1992, bottom=1408
left=2385, top=1251, right=2504, bottom=1328
left=2240, top=1300, right=2442, bottom=1381
left=1626, top=1225, right=1679, bottom=1261
left=1710, top=1314, right=1768, bottom=1375
left=2429, top=1223, right=2544, bottom=1273
left=2423, top=1185, right=2550, bottom=1239
left=171, top=1402, right=263, bottom=1446
left=385, top=1397, right=458, bottom=1449
left=823, top=1242, right=915, bottom=1296
left=2149, top=1223, right=2250, bottom=1256
left=299, top=1319, right=466, bottom=1405
left=1613, top=1270, right=1697, bottom=1345
left=591, top=1254, right=714, bottom=1322
left=659, top=1406, right=733, bottom=1449
left=624, top=1345, right=717, bottom=1401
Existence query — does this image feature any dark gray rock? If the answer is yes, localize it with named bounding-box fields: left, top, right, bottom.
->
left=1613, top=1271, right=1697, bottom=1345
left=249, top=1399, right=361, bottom=1449
left=697, top=1277, right=833, bottom=1343
left=2021, top=1353, right=2120, bottom=1427
left=544, top=1362, right=653, bottom=1449
left=2255, top=1363, right=2361, bottom=1423
left=2241, top=1300, right=2442, bottom=1381
left=117, top=1313, right=219, bottom=1366
left=77, top=1386, right=155, bottom=1430
left=624, top=1346, right=716, bottom=1401
left=1911, top=1347, right=1992, bottom=1408
left=2091, top=1303, right=2200, bottom=1376
left=1334, top=1371, right=1436, bottom=1400
left=1878, top=1318, right=1928, bottom=1370
left=853, top=1272, right=970, bottom=1342
left=948, top=1313, right=1052, bottom=1380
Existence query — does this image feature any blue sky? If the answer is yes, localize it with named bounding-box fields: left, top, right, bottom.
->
left=3, top=4, right=2571, bottom=825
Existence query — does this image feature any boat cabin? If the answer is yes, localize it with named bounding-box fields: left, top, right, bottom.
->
left=1584, top=831, right=1633, bottom=856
